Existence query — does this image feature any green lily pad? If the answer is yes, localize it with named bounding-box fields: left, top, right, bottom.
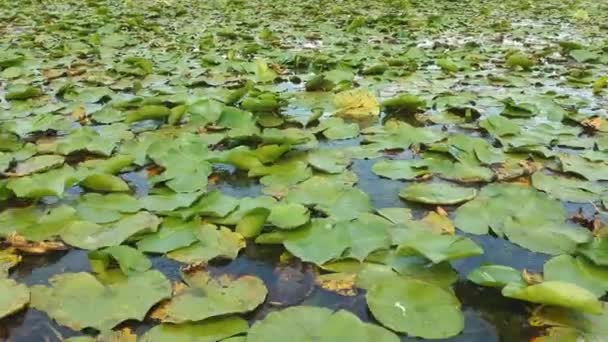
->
left=308, top=149, right=350, bottom=174
left=31, top=270, right=171, bottom=331
left=75, top=193, right=141, bottom=223
left=62, top=212, right=160, bottom=250
left=399, top=182, right=477, bottom=205
left=531, top=172, right=601, bottom=203
left=7, top=166, right=81, bottom=198
left=455, top=184, right=591, bottom=254
left=544, top=255, right=608, bottom=297
left=248, top=306, right=400, bottom=342
left=11, top=155, right=65, bottom=176
left=0, top=278, right=29, bottom=319
left=467, top=265, right=524, bottom=288
left=162, top=269, right=267, bottom=323
left=367, top=278, right=464, bottom=339
left=502, top=281, right=602, bottom=314
left=136, top=217, right=200, bottom=254
left=372, top=160, right=430, bottom=180
left=396, top=228, right=483, bottom=263
left=268, top=203, right=310, bottom=229
left=559, top=154, right=608, bottom=181
left=140, top=316, right=248, bottom=342
left=167, top=224, right=245, bottom=263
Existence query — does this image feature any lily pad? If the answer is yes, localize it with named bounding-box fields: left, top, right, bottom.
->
left=0, top=278, right=29, bottom=319
left=268, top=203, right=310, bottom=229
left=62, top=212, right=160, bottom=250
left=247, top=306, right=400, bottom=342
left=140, top=316, right=248, bottom=342
left=160, top=269, right=267, bottom=323
left=367, top=278, right=464, bottom=339
left=502, top=281, right=602, bottom=314
left=399, top=182, right=477, bottom=205
left=31, top=270, right=171, bottom=331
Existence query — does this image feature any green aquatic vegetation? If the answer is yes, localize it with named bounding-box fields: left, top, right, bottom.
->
left=1, top=0, right=607, bottom=340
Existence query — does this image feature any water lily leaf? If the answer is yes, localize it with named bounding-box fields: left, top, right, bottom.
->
left=161, top=269, right=266, bottom=323
left=41, top=126, right=131, bottom=157
left=251, top=159, right=312, bottom=196
left=172, top=191, right=239, bottom=220
left=479, top=115, right=520, bottom=137
left=235, top=207, right=270, bottom=238
left=212, top=196, right=277, bottom=225
left=371, top=159, right=430, bottom=180
left=544, top=255, right=608, bottom=297
left=382, top=94, right=426, bottom=114
left=7, top=166, right=81, bottom=198
left=362, top=121, right=445, bottom=150
left=10, top=155, right=65, bottom=176
left=316, top=117, right=360, bottom=140
left=367, top=278, right=464, bottom=339
left=140, top=191, right=203, bottom=212
left=333, top=88, right=380, bottom=118
left=529, top=305, right=608, bottom=341
left=90, top=245, right=152, bottom=276
left=396, top=228, right=483, bottom=263
left=531, top=172, right=601, bottom=203
left=316, top=188, right=372, bottom=221
left=559, top=154, right=608, bottom=181
left=268, top=203, right=310, bottom=229
left=0, top=205, right=77, bottom=241
left=31, top=270, right=171, bottom=331
left=423, top=153, right=495, bottom=183
left=247, top=306, right=400, bottom=342
left=254, top=59, right=277, bottom=83
left=62, top=212, right=160, bottom=250
left=76, top=193, right=141, bottom=223
left=5, top=84, right=42, bottom=101
left=569, top=49, right=599, bottom=63
left=577, top=236, right=608, bottom=266
left=283, top=220, right=349, bottom=265
left=308, top=149, right=350, bottom=174
left=502, top=281, right=602, bottom=314
left=140, top=316, right=248, bottom=342
left=455, top=184, right=591, bottom=254
left=467, top=265, right=524, bottom=288
left=78, top=155, right=134, bottom=175
left=80, top=173, right=130, bottom=192
left=167, top=224, right=244, bottom=263
left=125, top=105, right=171, bottom=123
left=136, top=217, right=200, bottom=253
left=0, top=278, right=29, bottom=319
left=399, top=182, right=477, bottom=205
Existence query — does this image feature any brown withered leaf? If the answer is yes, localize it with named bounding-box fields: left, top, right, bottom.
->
left=522, top=269, right=543, bottom=285
left=315, top=272, right=357, bottom=296
left=6, top=234, right=67, bottom=254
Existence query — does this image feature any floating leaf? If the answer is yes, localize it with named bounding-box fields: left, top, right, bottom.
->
left=544, top=255, right=608, bottom=297
left=247, top=306, right=400, bottom=342
left=455, top=184, right=591, bottom=254
left=367, top=278, right=464, bottom=339
left=467, top=265, right=523, bottom=288
left=160, top=269, right=267, bottom=323
left=62, top=212, right=160, bottom=250
left=268, top=203, right=310, bottom=229
left=502, top=281, right=602, bottom=314
left=31, top=270, right=171, bottom=331
left=75, top=193, right=141, bottom=223
left=167, top=224, right=244, bottom=263
left=333, top=88, right=380, bottom=118
left=0, top=278, right=29, bottom=319
left=140, top=316, right=248, bottom=342
left=399, top=182, right=477, bottom=205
